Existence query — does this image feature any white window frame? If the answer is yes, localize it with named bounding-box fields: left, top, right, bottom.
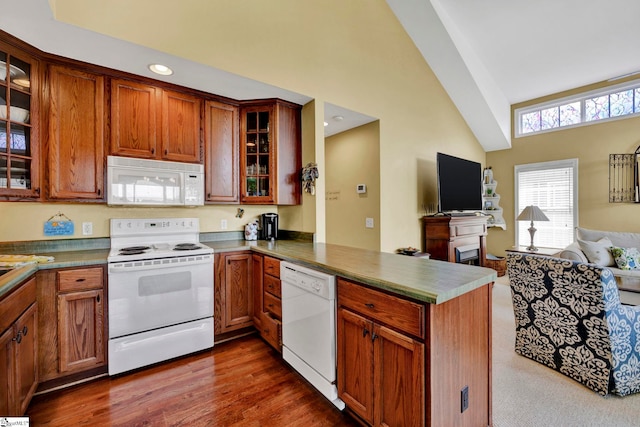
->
left=514, top=79, right=640, bottom=137
left=514, top=159, right=579, bottom=249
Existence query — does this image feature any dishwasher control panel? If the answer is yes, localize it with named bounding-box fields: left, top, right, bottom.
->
left=280, top=262, right=336, bottom=299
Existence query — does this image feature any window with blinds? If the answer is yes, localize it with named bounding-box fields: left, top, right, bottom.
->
left=515, top=159, right=578, bottom=249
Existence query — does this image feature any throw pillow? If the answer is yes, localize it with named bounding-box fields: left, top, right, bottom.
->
left=577, top=237, right=615, bottom=266
left=609, top=246, right=640, bottom=270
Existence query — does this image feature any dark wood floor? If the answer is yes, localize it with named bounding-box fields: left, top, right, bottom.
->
left=27, top=334, right=359, bottom=426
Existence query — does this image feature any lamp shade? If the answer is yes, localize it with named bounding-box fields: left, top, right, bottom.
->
left=517, top=205, right=549, bottom=222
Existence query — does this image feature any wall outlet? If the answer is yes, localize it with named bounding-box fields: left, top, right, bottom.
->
left=220, top=219, right=228, bottom=230
left=365, top=218, right=374, bottom=228
left=461, top=386, right=469, bottom=413
left=82, top=222, right=93, bottom=236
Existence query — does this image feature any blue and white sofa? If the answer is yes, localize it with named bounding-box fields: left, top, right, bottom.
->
left=506, top=252, right=640, bottom=396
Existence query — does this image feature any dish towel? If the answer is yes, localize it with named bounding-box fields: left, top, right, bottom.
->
left=0, top=254, right=55, bottom=268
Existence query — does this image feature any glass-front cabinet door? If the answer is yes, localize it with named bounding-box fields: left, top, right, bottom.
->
left=0, top=43, right=39, bottom=198
left=241, top=105, right=274, bottom=203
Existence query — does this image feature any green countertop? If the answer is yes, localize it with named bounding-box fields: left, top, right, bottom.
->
left=0, top=240, right=496, bottom=304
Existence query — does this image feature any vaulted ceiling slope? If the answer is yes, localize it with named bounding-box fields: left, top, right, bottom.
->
left=387, top=0, right=640, bottom=152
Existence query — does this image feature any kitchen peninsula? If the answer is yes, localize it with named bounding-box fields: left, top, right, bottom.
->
left=0, top=239, right=495, bottom=427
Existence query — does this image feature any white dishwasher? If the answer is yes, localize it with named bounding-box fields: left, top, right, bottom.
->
left=281, top=262, right=345, bottom=410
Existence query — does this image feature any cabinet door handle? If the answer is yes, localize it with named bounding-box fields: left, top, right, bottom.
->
left=22, top=326, right=28, bottom=336
left=363, top=327, right=369, bottom=338
left=14, top=331, right=22, bottom=344
left=151, top=148, right=155, bottom=155
left=364, top=303, right=375, bottom=309
left=371, top=332, right=378, bottom=342
left=97, top=189, right=102, bottom=196
left=97, top=294, right=101, bottom=303
left=164, top=149, right=168, bottom=156
left=76, top=278, right=86, bottom=282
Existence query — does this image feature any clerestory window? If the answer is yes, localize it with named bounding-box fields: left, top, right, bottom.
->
left=515, top=80, right=640, bottom=137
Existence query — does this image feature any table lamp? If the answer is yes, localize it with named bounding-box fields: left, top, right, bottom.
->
left=517, top=205, right=549, bottom=251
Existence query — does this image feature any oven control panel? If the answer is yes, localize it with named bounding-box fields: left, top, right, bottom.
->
left=110, top=218, right=199, bottom=236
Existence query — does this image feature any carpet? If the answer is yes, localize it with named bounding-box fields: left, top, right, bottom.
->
left=492, top=276, right=640, bottom=427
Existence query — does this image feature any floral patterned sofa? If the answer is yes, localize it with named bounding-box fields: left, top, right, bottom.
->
left=506, top=252, right=640, bottom=396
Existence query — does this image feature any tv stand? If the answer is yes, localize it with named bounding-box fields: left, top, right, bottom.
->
left=421, top=215, right=487, bottom=266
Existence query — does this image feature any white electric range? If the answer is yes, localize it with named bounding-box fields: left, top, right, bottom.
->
left=107, top=218, right=214, bottom=376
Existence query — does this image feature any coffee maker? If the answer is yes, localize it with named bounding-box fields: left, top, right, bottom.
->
left=259, top=213, right=278, bottom=240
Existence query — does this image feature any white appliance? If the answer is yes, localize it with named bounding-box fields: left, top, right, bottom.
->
left=280, top=262, right=345, bottom=410
left=107, top=155, right=204, bottom=206
left=107, top=218, right=214, bottom=376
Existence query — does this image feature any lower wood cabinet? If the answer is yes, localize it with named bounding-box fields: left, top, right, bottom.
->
left=337, top=277, right=492, bottom=427
left=0, top=276, right=38, bottom=416
left=251, top=253, right=282, bottom=351
left=37, top=266, right=106, bottom=385
left=214, top=251, right=253, bottom=336
left=337, top=278, right=424, bottom=427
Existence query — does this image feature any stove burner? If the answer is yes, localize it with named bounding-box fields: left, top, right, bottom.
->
left=118, top=246, right=151, bottom=256
left=173, top=243, right=202, bottom=251
left=118, top=250, right=146, bottom=256
left=121, top=246, right=151, bottom=252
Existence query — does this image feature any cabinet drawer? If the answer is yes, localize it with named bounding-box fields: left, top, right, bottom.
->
left=338, top=278, right=425, bottom=339
left=58, top=267, right=103, bottom=292
left=0, top=277, right=36, bottom=333
left=263, top=291, right=282, bottom=319
left=264, top=256, right=280, bottom=278
left=260, top=313, right=281, bottom=351
left=264, top=275, right=281, bottom=298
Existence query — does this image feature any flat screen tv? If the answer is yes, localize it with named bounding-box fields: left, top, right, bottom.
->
left=436, top=152, right=482, bottom=213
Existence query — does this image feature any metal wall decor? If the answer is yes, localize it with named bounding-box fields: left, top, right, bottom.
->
left=609, top=145, right=640, bottom=203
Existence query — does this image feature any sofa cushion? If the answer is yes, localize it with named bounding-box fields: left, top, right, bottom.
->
left=577, top=227, right=640, bottom=249
left=610, top=246, right=640, bottom=270
left=578, top=237, right=615, bottom=266
left=557, top=241, right=589, bottom=263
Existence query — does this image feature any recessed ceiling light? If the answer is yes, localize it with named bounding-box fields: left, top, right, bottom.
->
left=332, top=115, right=344, bottom=121
left=149, top=63, right=173, bottom=76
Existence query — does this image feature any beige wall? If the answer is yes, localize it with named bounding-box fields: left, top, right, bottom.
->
left=486, top=80, right=640, bottom=257
left=25, top=0, right=485, bottom=253
left=325, top=122, right=381, bottom=250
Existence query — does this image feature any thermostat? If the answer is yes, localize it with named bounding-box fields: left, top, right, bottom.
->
left=356, top=184, right=367, bottom=194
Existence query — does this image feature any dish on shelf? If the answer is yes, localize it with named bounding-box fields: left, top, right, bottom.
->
left=0, top=106, right=30, bottom=123
left=0, top=60, right=27, bottom=83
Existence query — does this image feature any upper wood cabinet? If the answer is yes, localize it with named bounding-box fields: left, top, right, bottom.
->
left=0, top=40, right=41, bottom=199
left=204, top=100, right=239, bottom=203
left=240, top=100, right=301, bottom=205
left=110, top=79, right=202, bottom=163
left=46, top=64, right=104, bottom=200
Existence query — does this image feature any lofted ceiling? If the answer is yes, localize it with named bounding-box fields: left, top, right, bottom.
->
left=2, top=0, right=638, bottom=150
left=387, top=0, right=640, bottom=151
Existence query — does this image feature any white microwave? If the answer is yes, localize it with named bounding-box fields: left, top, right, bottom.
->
left=107, top=156, right=204, bottom=206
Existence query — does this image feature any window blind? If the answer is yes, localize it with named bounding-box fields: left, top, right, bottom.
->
left=515, top=159, right=578, bottom=249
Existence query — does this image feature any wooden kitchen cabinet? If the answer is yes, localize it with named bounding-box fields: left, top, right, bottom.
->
left=0, top=276, right=38, bottom=416
left=36, top=266, right=106, bottom=387
left=337, top=278, right=424, bottom=427
left=46, top=64, right=104, bottom=200
left=337, top=276, right=492, bottom=427
left=214, top=251, right=253, bottom=336
left=0, top=38, right=41, bottom=199
left=239, top=99, right=301, bottom=205
left=204, top=99, right=239, bottom=203
left=251, top=254, right=282, bottom=352
left=110, top=79, right=202, bottom=163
